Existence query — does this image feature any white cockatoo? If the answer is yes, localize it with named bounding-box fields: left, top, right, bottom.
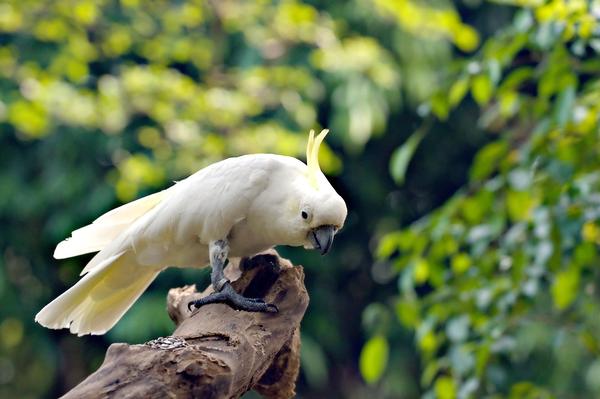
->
left=36, top=129, right=347, bottom=336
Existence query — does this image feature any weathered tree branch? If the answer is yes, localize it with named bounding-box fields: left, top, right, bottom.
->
left=62, top=251, right=309, bottom=399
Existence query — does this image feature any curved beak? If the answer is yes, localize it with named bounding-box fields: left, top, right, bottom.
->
left=309, top=225, right=336, bottom=255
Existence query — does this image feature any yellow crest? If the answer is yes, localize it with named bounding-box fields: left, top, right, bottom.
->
left=306, top=129, right=329, bottom=189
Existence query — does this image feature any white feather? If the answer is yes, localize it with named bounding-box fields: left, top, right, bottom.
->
left=53, top=190, right=168, bottom=259
left=38, top=153, right=347, bottom=335
left=35, top=251, right=160, bottom=336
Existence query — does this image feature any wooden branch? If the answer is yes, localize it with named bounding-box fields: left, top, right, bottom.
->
left=62, top=251, right=309, bottom=399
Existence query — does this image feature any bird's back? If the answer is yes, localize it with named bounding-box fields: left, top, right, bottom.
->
left=97, top=154, right=306, bottom=269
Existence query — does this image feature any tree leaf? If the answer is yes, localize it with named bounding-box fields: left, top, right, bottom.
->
left=506, top=190, right=536, bottom=222
left=376, top=232, right=402, bottom=258
left=451, top=253, right=472, bottom=275
left=469, top=140, right=509, bottom=182
left=471, top=74, right=494, bottom=105
left=413, top=258, right=430, bottom=284
left=435, top=376, right=457, bottom=399
left=430, top=93, right=450, bottom=120
left=359, top=335, right=389, bottom=384
left=554, top=84, right=576, bottom=128
left=552, top=268, right=580, bottom=310
left=449, top=77, right=470, bottom=106
left=395, top=298, right=421, bottom=328
left=389, top=129, right=425, bottom=185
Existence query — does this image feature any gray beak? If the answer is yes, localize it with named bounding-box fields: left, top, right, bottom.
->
left=309, top=225, right=336, bottom=255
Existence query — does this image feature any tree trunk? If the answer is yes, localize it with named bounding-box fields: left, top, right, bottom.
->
left=62, top=251, right=309, bottom=399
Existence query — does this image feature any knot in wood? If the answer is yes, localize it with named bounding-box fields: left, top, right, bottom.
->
left=145, top=336, right=189, bottom=350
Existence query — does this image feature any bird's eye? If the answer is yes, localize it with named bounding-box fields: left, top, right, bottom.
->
left=301, top=211, right=309, bottom=220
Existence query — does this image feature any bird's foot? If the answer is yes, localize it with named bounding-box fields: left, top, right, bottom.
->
left=187, top=282, right=278, bottom=313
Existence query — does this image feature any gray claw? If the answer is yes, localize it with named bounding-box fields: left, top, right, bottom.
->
left=187, top=282, right=277, bottom=314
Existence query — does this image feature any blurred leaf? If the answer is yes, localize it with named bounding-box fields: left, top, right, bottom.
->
left=413, top=258, right=430, bottom=284
left=471, top=74, right=493, bottom=106
left=551, top=268, right=580, bottom=310
left=506, top=190, right=536, bottom=222
left=430, top=93, right=450, bottom=120
left=449, top=77, right=470, bottom=107
left=435, top=376, right=457, bottom=399
left=395, top=298, right=421, bottom=328
left=451, top=253, right=472, bottom=275
left=372, top=0, right=478, bottom=52
left=389, top=128, right=426, bottom=185
left=574, top=242, right=596, bottom=266
left=377, top=232, right=403, bottom=259
left=500, top=67, right=534, bottom=91
left=418, top=330, right=439, bottom=353
left=581, top=222, right=600, bottom=243
left=359, top=335, right=389, bottom=384
left=469, top=141, right=508, bottom=182
left=508, top=382, right=555, bottom=399
left=553, top=84, right=576, bottom=128
left=475, top=343, right=491, bottom=377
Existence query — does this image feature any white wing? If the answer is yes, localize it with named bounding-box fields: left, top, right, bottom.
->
left=39, top=154, right=297, bottom=335
left=53, top=190, right=170, bottom=259
left=82, top=154, right=283, bottom=273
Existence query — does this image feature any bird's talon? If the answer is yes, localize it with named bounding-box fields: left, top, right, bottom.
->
left=187, top=289, right=276, bottom=313
left=265, top=304, right=279, bottom=313
left=187, top=300, right=202, bottom=311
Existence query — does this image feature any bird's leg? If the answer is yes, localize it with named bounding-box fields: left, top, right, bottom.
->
left=209, top=239, right=230, bottom=292
left=187, top=240, right=278, bottom=313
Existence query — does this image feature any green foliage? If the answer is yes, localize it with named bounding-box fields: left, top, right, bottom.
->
left=389, top=124, right=427, bottom=185
left=3, top=0, right=599, bottom=398
left=1, top=0, right=477, bottom=398
left=378, top=0, right=600, bottom=397
left=360, top=335, right=389, bottom=384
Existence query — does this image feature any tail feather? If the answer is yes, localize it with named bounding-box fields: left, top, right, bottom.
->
left=35, top=252, right=160, bottom=336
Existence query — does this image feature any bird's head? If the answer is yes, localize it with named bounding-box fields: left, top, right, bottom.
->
left=281, top=129, right=347, bottom=255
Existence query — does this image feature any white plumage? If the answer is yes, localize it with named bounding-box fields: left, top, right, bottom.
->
left=36, top=131, right=347, bottom=336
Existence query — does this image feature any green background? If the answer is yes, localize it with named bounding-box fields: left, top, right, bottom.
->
left=1, top=0, right=600, bottom=398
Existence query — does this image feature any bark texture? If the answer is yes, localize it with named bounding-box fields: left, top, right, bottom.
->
left=62, top=251, right=309, bottom=399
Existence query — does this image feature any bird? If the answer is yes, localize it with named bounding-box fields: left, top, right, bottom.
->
left=35, top=129, right=347, bottom=336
